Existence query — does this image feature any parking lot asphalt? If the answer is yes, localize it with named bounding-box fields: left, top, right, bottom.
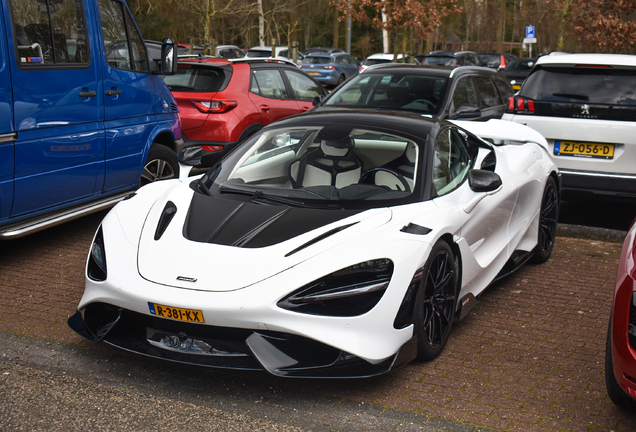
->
left=2, top=211, right=636, bottom=431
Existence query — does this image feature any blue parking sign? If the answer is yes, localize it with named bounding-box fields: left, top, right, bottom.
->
left=526, top=25, right=535, bottom=39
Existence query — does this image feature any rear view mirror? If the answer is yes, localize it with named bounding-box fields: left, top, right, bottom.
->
left=161, top=38, right=177, bottom=75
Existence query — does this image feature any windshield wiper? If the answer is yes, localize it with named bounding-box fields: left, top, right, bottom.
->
left=552, top=92, right=589, bottom=101
left=219, top=185, right=342, bottom=209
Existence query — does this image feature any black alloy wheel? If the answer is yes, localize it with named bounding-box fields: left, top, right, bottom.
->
left=531, top=176, right=558, bottom=263
left=414, top=240, right=458, bottom=361
left=140, top=144, right=180, bottom=187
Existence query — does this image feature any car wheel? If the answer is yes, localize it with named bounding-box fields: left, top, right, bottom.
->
left=531, top=176, right=558, bottom=264
left=414, top=240, right=458, bottom=361
left=337, top=74, right=345, bottom=85
left=140, top=144, right=180, bottom=187
left=605, top=315, right=636, bottom=410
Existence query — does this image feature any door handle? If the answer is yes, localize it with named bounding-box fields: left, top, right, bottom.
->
left=79, top=90, right=96, bottom=98
left=260, top=105, right=270, bottom=111
left=300, top=106, right=311, bottom=112
left=105, top=89, right=122, bottom=96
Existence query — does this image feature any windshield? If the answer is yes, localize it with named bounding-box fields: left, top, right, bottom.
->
left=364, top=58, right=392, bottom=66
left=521, top=66, right=636, bottom=105
left=422, top=56, right=457, bottom=67
left=304, top=56, right=332, bottom=65
left=323, top=73, right=448, bottom=115
left=201, top=125, right=421, bottom=207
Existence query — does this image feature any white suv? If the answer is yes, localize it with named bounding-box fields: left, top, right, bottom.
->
left=502, top=53, right=636, bottom=199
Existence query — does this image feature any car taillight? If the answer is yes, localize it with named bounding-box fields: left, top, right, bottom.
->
left=191, top=100, right=238, bottom=113
left=507, top=96, right=535, bottom=114
left=323, top=66, right=335, bottom=70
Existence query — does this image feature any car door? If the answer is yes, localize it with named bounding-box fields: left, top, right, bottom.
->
left=281, top=69, right=326, bottom=112
left=0, top=4, right=14, bottom=221
left=7, top=0, right=104, bottom=217
left=97, top=0, right=159, bottom=191
left=431, top=127, right=514, bottom=289
left=248, top=67, right=300, bottom=125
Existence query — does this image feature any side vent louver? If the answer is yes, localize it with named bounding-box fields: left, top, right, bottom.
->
left=154, top=201, right=177, bottom=240
left=400, top=223, right=432, bottom=235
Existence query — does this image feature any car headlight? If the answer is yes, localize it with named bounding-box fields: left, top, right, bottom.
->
left=87, top=227, right=107, bottom=281
left=277, top=259, right=393, bottom=317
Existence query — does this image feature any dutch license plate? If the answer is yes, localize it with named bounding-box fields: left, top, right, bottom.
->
left=148, top=302, right=204, bottom=323
left=307, top=71, right=319, bottom=76
left=554, top=140, right=614, bottom=159
left=511, top=84, right=521, bottom=90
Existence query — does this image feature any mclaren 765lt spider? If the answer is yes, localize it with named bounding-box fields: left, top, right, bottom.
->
left=69, top=111, right=560, bottom=378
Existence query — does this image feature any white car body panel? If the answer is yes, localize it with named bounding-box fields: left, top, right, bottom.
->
left=73, top=114, right=558, bottom=376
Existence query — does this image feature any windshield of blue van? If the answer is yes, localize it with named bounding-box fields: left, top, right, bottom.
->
left=323, top=73, right=448, bottom=115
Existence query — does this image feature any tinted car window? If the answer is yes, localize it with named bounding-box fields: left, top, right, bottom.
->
left=163, top=65, right=229, bottom=92
left=473, top=76, right=500, bottom=108
left=99, top=0, right=148, bottom=72
left=305, top=56, right=331, bottom=64
left=12, top=0, right=89, bottom=66
left=423, top=56, right=457, bottom=67
left=284, top=69, right=324, bottom=101
left=452, top=77, right=478, bottom=108
left=493, top=75, right=514, bottom=102
left=251, top=69, right=288, bottom=99
left=521, top=67, right=636, bottom=105
left=324, top=73, right=448, bottom=115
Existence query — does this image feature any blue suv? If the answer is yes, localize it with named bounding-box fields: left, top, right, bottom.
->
left=299, top=52, right=359, bottom=87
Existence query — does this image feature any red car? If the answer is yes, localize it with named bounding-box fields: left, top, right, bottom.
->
left=162, top=58, right=327, bottom=166
left=606, top=217, right=636, bottom=410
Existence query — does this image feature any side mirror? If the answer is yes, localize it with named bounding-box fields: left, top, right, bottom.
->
left=453, top=104, right=481, bottom=119
left=468, top=169, right=502, bottom=193
left=161, top=37, right=177, bottom=75
left=179, top=146, right=203, bottom=166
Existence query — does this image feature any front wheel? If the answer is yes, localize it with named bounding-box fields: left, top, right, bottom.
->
left=531, top=176, right=558, bottom=264
left=140, top=144, right=180, bottom=187
left=414, top=240, right=458, bottom=361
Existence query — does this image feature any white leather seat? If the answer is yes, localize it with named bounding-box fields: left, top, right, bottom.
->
left=290, top=137, right=362, bottom=188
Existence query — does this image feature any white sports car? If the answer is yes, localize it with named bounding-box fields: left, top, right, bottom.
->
left=69, top=111, right=559, bottom=378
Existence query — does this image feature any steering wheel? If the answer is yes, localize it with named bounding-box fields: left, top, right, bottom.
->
left=410, top=99, right=436, bottom=110
left=359, top=168, right=411, bottom=193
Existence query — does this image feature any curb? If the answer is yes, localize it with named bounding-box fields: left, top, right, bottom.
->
left=557, top=223, right=627, bottom=243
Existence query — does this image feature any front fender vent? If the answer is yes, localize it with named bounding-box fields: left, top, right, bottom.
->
left=155, top=201, right=177, bottom=240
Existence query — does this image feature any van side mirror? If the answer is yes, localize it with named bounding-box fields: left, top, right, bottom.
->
left=161, top=38, right=177, bottom=75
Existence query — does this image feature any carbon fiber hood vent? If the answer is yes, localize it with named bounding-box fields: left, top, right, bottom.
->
left=183, top=193, right=362, bottom=248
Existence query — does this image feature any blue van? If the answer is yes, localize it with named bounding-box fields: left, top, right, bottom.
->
left=0, top=0, right=182, bottom=239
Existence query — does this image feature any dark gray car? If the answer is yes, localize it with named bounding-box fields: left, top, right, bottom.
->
left=313, top=64, right=514, bottom=121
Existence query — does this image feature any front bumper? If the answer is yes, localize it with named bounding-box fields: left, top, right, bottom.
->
left=68, top=305, right=416, bottom=378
